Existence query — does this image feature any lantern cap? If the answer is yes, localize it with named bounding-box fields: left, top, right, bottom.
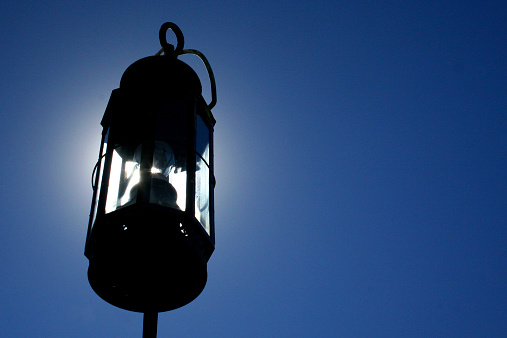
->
left=119, top=55, right=202, bottom=98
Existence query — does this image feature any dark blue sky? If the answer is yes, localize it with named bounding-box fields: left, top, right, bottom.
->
left=1, top=1, right=506, bottom=337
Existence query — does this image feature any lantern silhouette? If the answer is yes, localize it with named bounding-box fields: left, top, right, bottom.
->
left=84, top=22, right=216, bottom=314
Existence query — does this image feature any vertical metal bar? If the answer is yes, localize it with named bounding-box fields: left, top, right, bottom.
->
left=139, top=140, right=155, bottom=204
left=142, top=312, right=158, bottom=338
left=117, top=157, right=127, bottom=206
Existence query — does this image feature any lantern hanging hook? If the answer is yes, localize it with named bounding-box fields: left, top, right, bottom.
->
left=155, top=22, right=217, bottom=110
left=158, top=22, right=184, bottom=56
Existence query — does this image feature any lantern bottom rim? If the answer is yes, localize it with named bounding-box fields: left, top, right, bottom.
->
left=86, top=207, right=209, bottom=312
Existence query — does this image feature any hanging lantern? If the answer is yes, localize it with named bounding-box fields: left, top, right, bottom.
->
left=84, top=22, right=216, bottom=314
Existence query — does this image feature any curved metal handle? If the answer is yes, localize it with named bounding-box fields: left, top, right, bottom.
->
left=180, top=49, right=217, bottom=110
left=156, top=23, right=217, bottom=110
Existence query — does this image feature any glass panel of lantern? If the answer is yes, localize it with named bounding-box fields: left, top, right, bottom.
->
left=90, top=129, right=109, bottom=226
left=195, top=114, right=211, bottom=235
left=105, top=143, right=140, bottom=213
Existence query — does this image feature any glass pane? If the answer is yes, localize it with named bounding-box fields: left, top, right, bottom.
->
left=195, top=152, right=210, bottom=235
left=196, top=115, right=210, bottom=163
left=91, top=133, right=108, bottom=225
left=105, top=144, right=140, bottom=213
left=195, top=115, right=210, bottom=235
left=149, top=140, right=186, bottom=211
left=119, top=154, right=140, bottom=207
left=169, top=170, right=186, bottom=210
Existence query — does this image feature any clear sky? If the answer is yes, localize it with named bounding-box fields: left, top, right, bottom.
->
left=0, top=0, right=505, bottom=337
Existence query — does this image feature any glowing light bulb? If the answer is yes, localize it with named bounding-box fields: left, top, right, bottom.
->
left=149, top=141, right=186, bottom=210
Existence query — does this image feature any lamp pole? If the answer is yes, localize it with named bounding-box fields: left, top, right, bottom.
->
left=143, top=312, right=158, bottom=338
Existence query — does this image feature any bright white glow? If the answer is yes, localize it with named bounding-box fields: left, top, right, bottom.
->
left=169, top=169, right=187, bottom=210
left=105, top=149, right=122, bottom=213
left=120, top=161, right=140, bottom=206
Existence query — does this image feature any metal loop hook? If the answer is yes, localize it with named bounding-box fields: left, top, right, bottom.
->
left=159, top=22, right=184, bottom=55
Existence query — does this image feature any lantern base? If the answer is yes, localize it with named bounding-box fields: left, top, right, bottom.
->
left=86, top=206, right=210, bottom=312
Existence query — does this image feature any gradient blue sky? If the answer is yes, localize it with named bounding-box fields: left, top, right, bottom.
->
left=1, top=1, right=506, bottom=337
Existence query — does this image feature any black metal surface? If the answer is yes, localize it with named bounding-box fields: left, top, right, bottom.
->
left=87, top=205, right=212, bottom=312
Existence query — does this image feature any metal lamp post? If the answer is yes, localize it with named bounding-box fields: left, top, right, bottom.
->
left=84, top=22, right=216, bottom=337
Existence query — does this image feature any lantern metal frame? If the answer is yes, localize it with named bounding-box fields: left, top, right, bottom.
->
left=84, top=22, right=216, bottom=319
